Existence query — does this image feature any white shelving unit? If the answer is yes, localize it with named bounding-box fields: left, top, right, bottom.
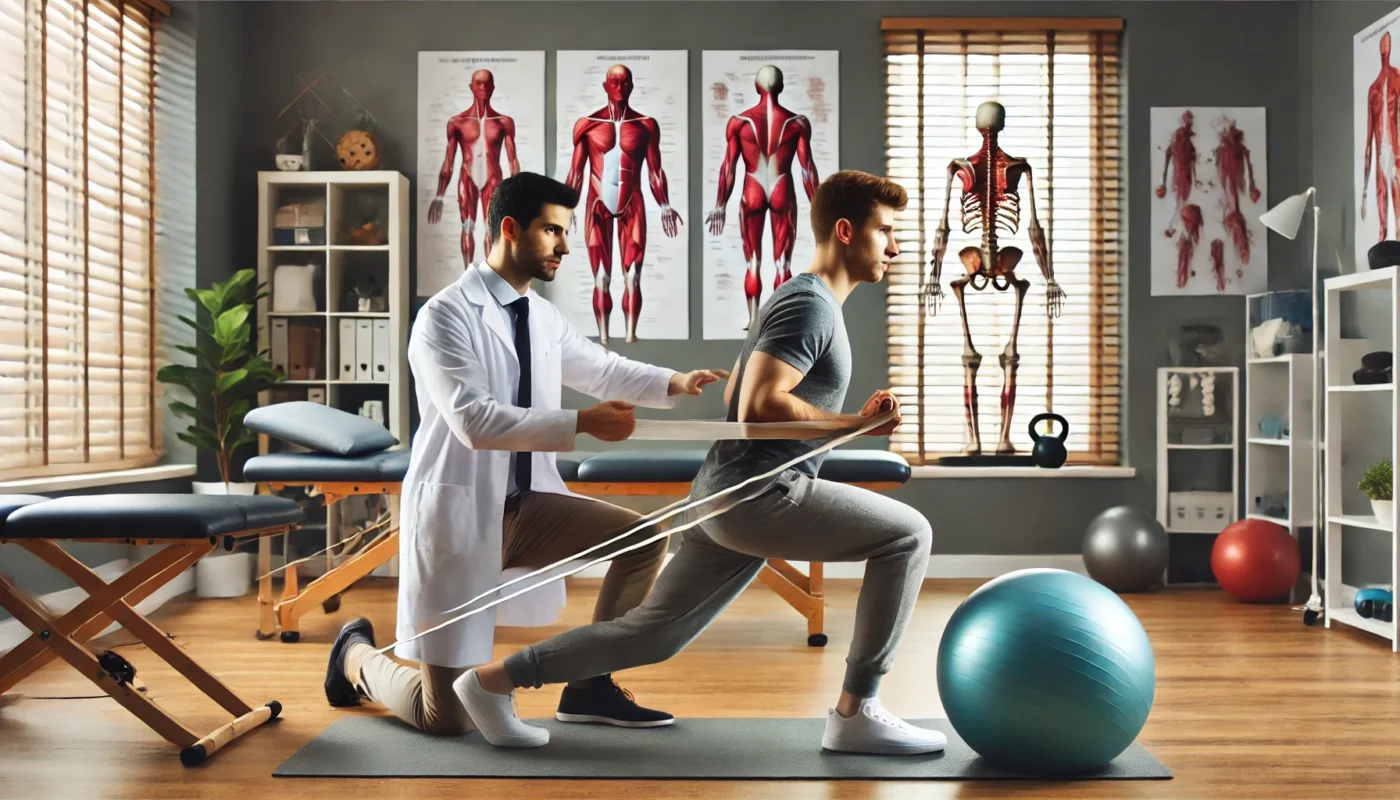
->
left=254, top=170, right=411, bottom=578
left=1243, top=352, right=1314, bottom=570
left=1322, top=266, right=1398, bottom=650
left=1157, top=366, right=1240, bottom=586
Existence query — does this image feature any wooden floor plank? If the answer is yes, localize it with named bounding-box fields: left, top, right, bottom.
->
left=3, top=576, right=1398, bottom=799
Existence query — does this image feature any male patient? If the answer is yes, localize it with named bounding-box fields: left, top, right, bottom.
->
left=456, top=170, right=944, bottom=755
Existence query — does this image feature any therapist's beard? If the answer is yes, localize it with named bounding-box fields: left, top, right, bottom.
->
left=528, top=253, right=563, bottom=282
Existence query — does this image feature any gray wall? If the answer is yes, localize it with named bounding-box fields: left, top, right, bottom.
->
left=191, top=1, right=1317, bottom=559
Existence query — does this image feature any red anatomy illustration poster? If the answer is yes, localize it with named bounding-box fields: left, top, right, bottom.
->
left=417, top=51, right=545, bottom=297
left=547, top=51, right=689, bottom=345
left=701, top=50, right=839, bottom=340
left=1356, top=7, right=1400, bottom=272
left=1150, top=107, right=1268, bottom=296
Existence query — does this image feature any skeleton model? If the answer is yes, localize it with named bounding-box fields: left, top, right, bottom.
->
left=926, top=101, right=1064, bottom=456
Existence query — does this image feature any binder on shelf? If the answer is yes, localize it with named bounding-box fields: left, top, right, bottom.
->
left=271, top=318, right=289, bottom=377
left=355, top=319, right=374, bottom=381
left=372, top=319, right=391, bottom=381
left=339, top=318, right=357, bottom=380
left=288, top=324, right=322, bottom=380
left=307, top=387, right=326, bottom=404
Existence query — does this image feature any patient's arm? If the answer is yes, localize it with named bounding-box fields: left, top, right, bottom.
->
left=737, top=351, right=863, bottom=425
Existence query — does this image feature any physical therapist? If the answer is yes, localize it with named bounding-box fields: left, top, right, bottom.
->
left=323, top=172, right=727, bottom=735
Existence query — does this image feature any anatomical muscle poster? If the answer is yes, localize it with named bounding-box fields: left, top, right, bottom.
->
left=547, top=50, right=689, bottom=344
left=1149, top=107, right=1267, bottom=296
left=701, top=50, right=839, bottom=339
left=1356, top=7, right=1400, bottom=272
left=417, top=51, right=545, bottom=297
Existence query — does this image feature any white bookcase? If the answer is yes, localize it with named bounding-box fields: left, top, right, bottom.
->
left=1243, top=348, right=1315, bottom=602
left=1156, top=366, right=1240, bottom=586
left=1322, top=266, right=1397, bottom=650
left=254, top=170, right=410, bottom=578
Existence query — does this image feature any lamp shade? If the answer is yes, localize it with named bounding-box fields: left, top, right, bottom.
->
left=1259, top=188, right=1315, bottom=239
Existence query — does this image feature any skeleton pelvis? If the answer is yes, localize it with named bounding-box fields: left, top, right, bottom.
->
left=958, top=245, right=1023, bottom=279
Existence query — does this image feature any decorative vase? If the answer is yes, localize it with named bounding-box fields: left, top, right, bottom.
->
left=1372, top=498, right=1394, bottom=528
left=190, top=480, right=257, bottom=598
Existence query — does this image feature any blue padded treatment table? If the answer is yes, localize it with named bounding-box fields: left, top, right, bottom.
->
left=0, top=493, right=301, bottom=766
left=241, top=401, right=912, bottom=646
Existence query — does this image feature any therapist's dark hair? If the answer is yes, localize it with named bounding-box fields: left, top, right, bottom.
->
left=487, top=172, right=580, bottom=242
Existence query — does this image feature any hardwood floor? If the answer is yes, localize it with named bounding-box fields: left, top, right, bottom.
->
left=3, top=576, right=1399, bottom=799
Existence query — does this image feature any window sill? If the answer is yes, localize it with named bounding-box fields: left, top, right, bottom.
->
left=0, top=464, right=197, bottom=494
left=909, top=465, right=1136, bottom=479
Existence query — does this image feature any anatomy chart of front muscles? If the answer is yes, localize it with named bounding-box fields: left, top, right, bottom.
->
left=1355, top=7, right=1400, bottom=272
left=1149, top=107, right=1267, bottom=296
left=416, top=51, right=545, bottom=298
left=701, top=51, right=839, bottom=339
left=547, top=51, right=688, bottom=344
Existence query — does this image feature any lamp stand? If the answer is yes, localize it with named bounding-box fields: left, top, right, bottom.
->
left=1303, top=203, right=1324, bottom=623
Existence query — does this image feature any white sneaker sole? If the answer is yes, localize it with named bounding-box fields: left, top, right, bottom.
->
left=555, top=712, right=675, bottom=728
left=821, top=734, right=947, bottom=755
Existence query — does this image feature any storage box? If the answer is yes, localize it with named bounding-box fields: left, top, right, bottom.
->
left=1167, top=491, right=1234, bottom=531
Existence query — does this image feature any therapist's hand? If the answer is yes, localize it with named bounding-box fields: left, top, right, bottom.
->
left=669, top=368, right=731, bottom=396
left=578, top=400, right=636, bottom=441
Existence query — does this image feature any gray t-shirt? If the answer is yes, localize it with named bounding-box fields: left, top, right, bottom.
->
left=693, top=273, right=851, bottom=493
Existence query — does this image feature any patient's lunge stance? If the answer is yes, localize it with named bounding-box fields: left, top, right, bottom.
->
left=458, top=170, right=944, bottom=755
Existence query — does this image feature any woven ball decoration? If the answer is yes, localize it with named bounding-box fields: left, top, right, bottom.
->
left=337, top=130, right=381, bottom=170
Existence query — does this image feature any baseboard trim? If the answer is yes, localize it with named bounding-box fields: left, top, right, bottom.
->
left=573, top=553, right=1086, bottom=580
left=0, top=559, right=196, bottom=657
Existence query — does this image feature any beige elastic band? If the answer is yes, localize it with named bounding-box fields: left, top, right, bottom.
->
left=377, top=409, right=897, bottom=655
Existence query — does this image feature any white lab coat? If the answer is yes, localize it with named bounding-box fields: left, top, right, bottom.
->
left=394, top=264, right=677, bottom=668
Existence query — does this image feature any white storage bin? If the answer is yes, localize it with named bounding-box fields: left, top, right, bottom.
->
left=1167, top=491, right=1234, bottom=531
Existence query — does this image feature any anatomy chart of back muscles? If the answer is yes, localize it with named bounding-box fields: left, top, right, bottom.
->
left=548, top=51, right=688, bottom=344
left=1149, top=106, right=1267, bottom=296
left=417, top=51, right=545, bottom=297
left=701, top=51, right=839, bottom=339
left=1355, top=7, right=1400, bottom=272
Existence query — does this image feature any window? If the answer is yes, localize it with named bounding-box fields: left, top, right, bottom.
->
left=0, top=0, right=169, bottom=481
left=883, top=17, right=1124, bottom=466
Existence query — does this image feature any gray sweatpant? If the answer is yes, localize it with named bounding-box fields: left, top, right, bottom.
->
left=503, top=468, right=933, bottom=697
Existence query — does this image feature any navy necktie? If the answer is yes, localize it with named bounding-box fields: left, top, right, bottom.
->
left=509, top=296, right=532, bottom=492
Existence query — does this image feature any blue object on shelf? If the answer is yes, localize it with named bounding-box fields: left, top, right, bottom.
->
left=1355, top=588, right=1394, bottom=622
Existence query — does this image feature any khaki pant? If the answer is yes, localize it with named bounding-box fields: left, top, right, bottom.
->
left=345, top=490, right=667, bottom=734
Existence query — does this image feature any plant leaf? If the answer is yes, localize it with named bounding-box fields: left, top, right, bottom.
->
left=217, top=368, right=248, bottom=395
left=213, top=305, right=250, bottom=348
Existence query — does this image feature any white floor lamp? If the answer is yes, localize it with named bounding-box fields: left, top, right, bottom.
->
left=1259, top=187, right=1325, bottom=625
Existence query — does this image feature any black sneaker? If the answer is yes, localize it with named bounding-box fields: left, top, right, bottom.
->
left=555, top=675, right=674, bottom=727
left=325, top=617, right=374, bottom=707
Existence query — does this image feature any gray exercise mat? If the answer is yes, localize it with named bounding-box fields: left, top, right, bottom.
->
left=273, top=716, right=1171, bottom=780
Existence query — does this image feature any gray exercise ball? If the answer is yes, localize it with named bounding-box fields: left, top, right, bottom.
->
left=1082, top=506, right=1169, bottom=592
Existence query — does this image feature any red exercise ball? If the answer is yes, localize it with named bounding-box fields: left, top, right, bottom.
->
left=1211, top=519, right=1300, bottom=603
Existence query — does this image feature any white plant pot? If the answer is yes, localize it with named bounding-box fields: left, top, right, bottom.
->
left=191, top=480, right=257, bottom=597
left=1372, top=498, right=1394, bottom=528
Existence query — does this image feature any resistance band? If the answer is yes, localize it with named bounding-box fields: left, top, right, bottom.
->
left=377, top=408, right=897, bottom=655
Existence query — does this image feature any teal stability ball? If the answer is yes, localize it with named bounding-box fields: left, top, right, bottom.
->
left=935, top=568, right=1156, bottom=774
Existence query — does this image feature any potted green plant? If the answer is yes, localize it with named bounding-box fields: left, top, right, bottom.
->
left=157, top=268, right=284, bottom=496
left=1359, top=458, right=1393, bottom=527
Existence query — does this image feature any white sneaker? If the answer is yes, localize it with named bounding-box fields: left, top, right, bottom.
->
left=453, top=669, right=549, bottom=748
left=820, top=696, right=947, bottom=755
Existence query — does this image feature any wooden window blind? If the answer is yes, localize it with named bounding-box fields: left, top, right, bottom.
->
left=882, top=17, right=1124, bottom=466
left=0, top=0, right=168, bottom=481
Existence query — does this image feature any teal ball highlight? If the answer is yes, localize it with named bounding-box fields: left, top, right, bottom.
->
left=935, top=568, right=1156, bottom=774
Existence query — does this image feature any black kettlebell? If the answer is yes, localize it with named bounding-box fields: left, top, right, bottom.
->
left=1028, top=412, right=1069, bottom=468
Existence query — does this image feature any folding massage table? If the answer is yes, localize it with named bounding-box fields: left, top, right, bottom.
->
left=242, top=402, right=912, bottom=647
left=0, top=492, right=301, bottom=766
